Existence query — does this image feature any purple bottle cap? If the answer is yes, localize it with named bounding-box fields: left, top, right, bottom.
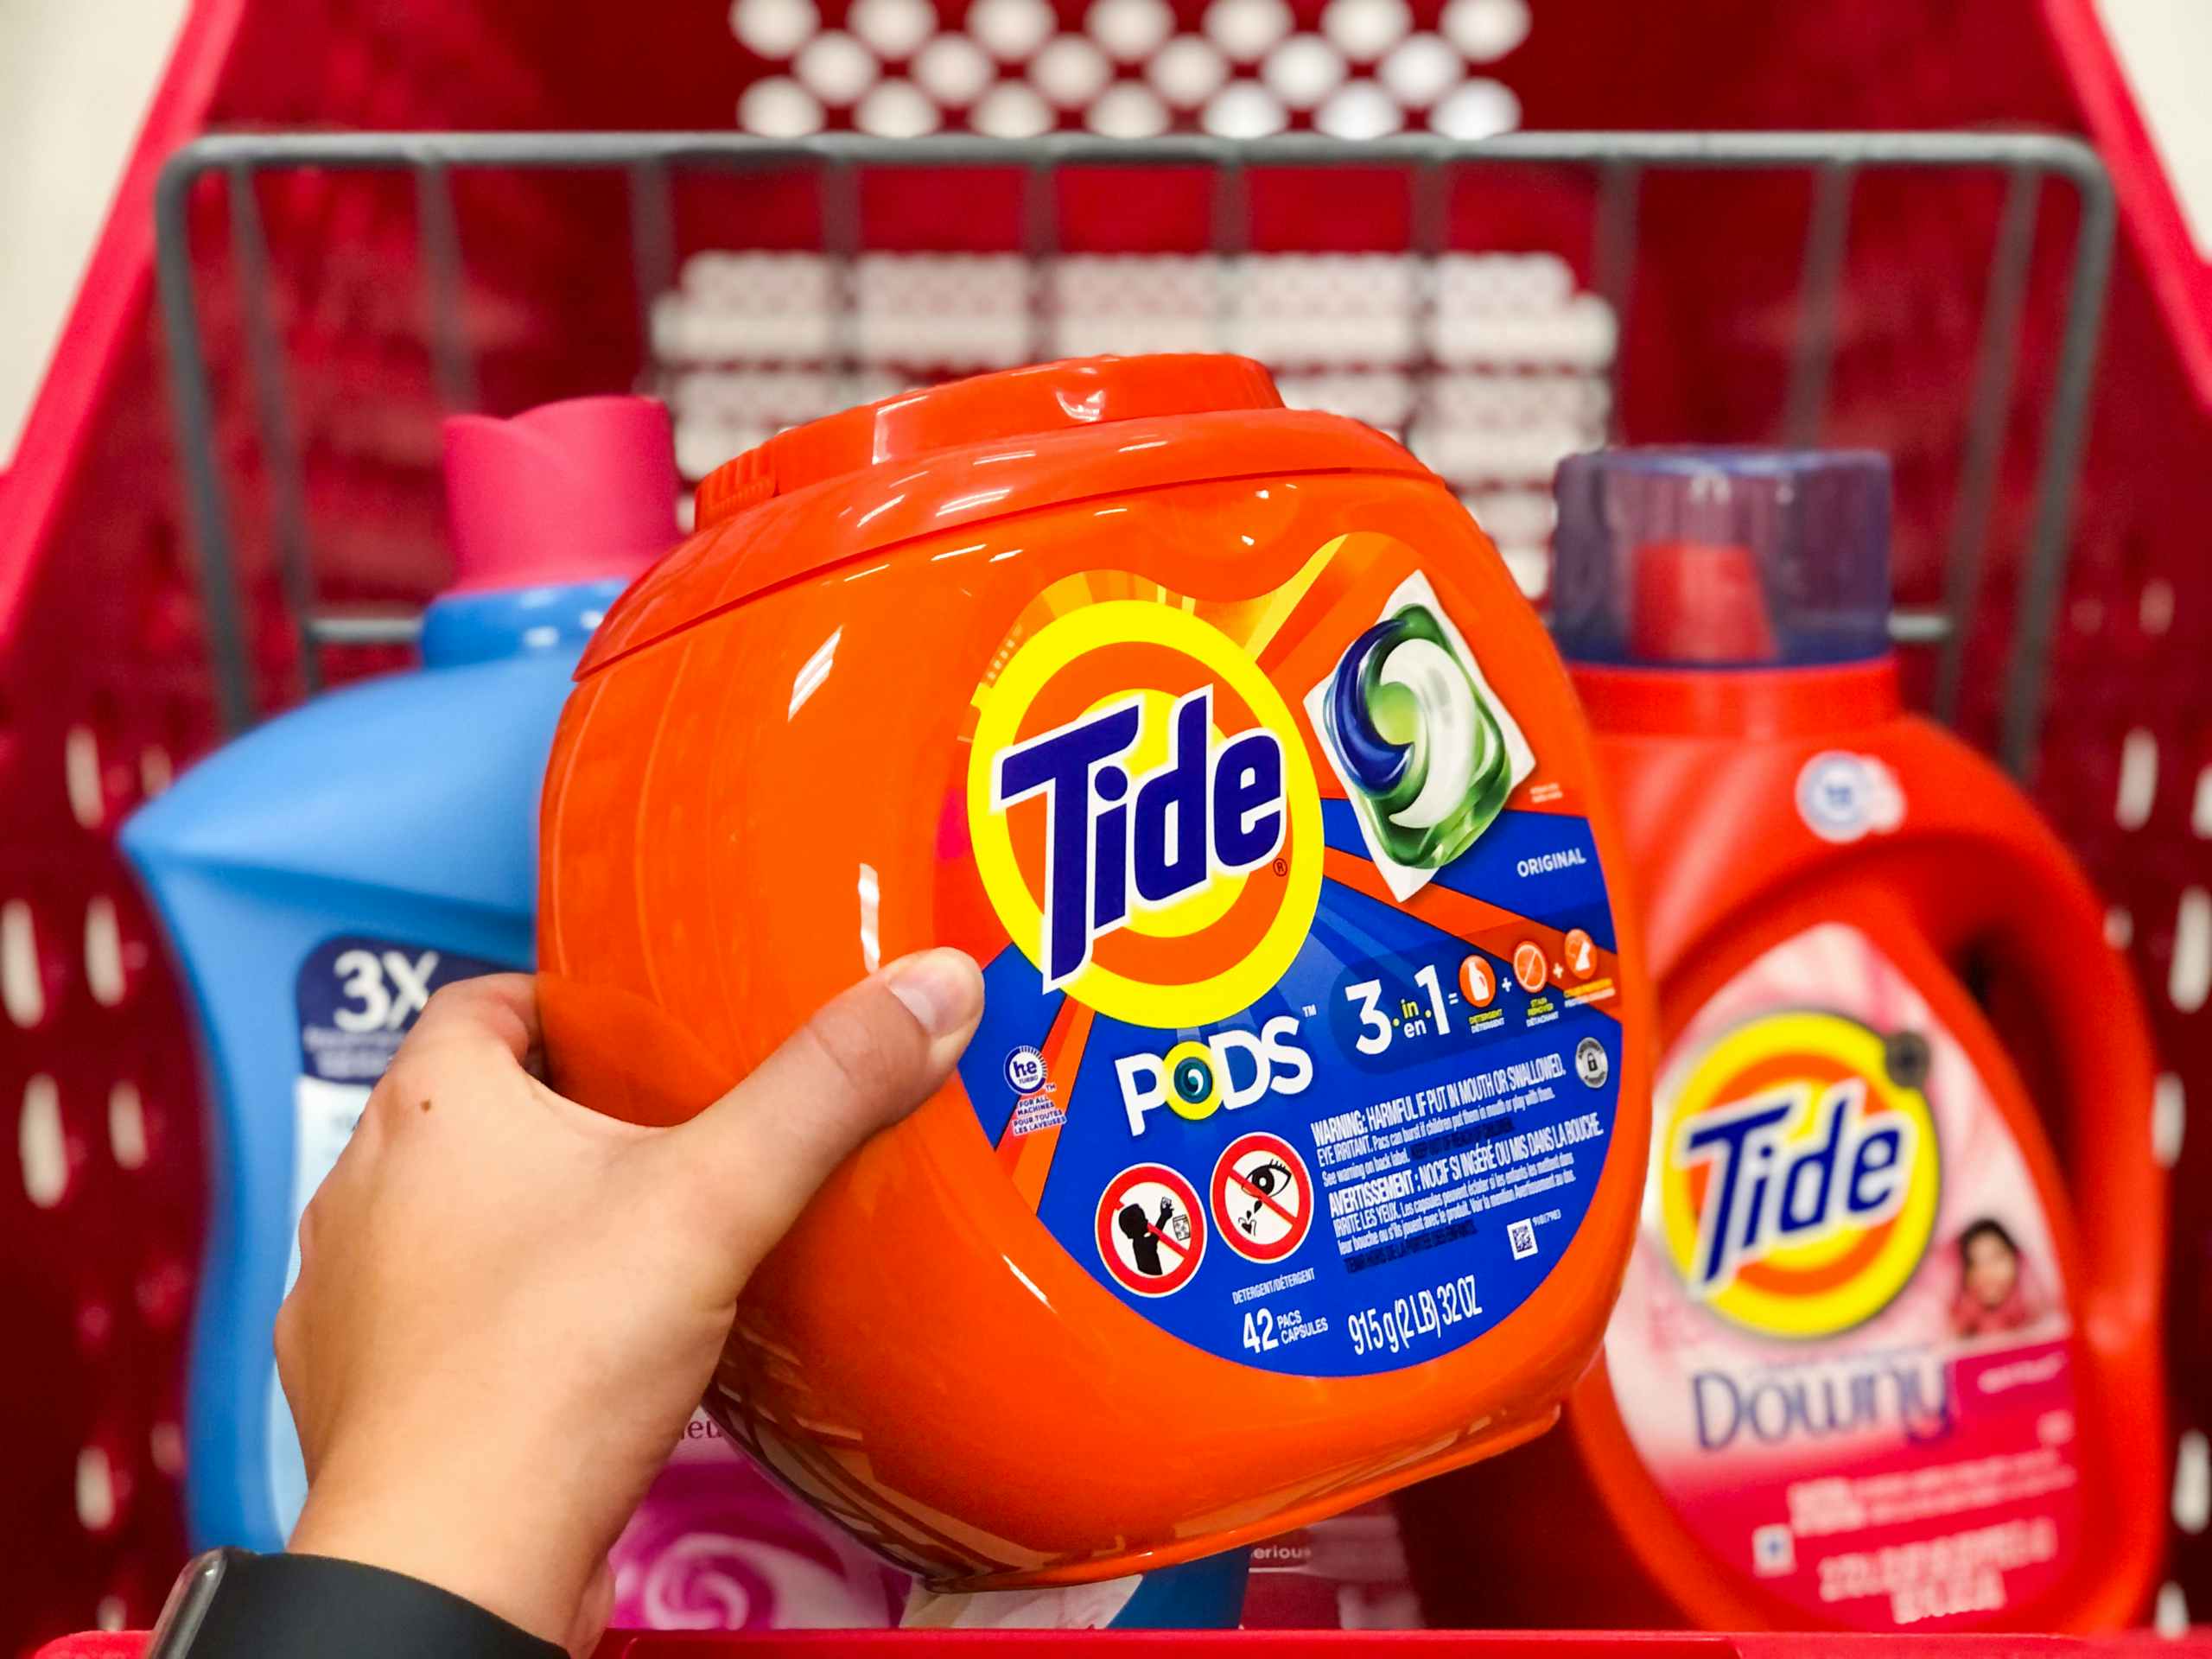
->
left=1550, top=448, right=1892, bottom=668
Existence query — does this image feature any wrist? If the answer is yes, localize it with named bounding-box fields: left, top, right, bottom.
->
left=149, top=1548, right=565, bottom=1659
left=291, top=1473, right=594, bottom=1649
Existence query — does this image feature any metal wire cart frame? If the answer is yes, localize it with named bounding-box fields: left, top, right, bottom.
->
left=153, top=129, right=2112, bottom=778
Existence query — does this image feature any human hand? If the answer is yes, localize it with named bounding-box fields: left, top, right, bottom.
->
left=277, top=950, right=984, bottom=1654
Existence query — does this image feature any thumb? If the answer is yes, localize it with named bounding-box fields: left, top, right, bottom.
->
left=659, top=947, right=983, bottom=1271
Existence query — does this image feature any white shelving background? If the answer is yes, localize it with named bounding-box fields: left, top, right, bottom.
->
left=658, top=0, right=1612, bottom=598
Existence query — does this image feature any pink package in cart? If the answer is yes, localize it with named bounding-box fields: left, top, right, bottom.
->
left=608, top=1414, right=908, bottom=1631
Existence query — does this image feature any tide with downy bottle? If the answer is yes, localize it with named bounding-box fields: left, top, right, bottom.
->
left=1402, top=448, right=2166, bottom=1636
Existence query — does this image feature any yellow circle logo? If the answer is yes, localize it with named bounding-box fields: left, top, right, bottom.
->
left=1161, top=1040, right=1223, bottom=1120
left=967, top=601, right=1324, bottom=1028
left=1657, top=1011, right=1940, bottom=1338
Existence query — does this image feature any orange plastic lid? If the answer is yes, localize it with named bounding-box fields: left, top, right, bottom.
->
left=581, top=354, right=1424, bottom=677
left=695, top=354, right=1282, bottom=528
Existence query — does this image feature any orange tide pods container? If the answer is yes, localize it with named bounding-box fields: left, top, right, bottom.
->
left=537, top=357, right=1652, bottom=1588
left=1402, top=449, right=2167, bottom=1633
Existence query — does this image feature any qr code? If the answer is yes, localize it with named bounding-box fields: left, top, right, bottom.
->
left=1508, top=1218, right=1538, bottom=1260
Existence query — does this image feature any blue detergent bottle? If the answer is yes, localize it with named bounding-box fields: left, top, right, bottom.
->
left=123, top=396, right=676, bottom=1551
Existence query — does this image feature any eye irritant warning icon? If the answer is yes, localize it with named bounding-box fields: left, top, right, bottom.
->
left=1096, top=1164, right=1205, bottom=1296
left=1211, top=1131, right=1313, bottom=1264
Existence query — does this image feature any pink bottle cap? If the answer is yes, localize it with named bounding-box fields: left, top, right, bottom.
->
left=442, top=396, right=679, bottom=593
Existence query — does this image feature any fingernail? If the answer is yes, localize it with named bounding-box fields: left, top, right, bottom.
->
left=882, top=948, right=983, bottom=1039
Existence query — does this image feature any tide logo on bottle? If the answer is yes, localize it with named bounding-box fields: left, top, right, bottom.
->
left=1656, top=1010, right=1940, bottom=1338
left=967, top=598, right=1325, bottom=1027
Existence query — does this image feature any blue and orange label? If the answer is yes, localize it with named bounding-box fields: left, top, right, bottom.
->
left=950, top=537, right=1630, bottom=1376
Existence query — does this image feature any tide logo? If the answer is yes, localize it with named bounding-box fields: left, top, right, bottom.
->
left=1657, top=1011, right=1940, bottom=1338
left=1115, top=1016, right=1314, bottom=1136
left=968, top=600, right=1325, bottom=1028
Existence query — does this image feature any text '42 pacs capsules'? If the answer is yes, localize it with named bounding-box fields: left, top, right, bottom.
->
left=537, top=356, right=1653, bottom=1588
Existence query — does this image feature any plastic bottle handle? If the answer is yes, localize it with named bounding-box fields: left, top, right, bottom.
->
left=1909, top=842, right=2167, bottom=1628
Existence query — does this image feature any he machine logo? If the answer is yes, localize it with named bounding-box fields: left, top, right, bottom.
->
left=1656, top=1010, right=1940, bottom=1338
left=968, top=599, right=1325, bottom=1027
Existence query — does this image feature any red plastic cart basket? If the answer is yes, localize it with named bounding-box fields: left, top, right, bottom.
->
left=6, top=0, right=2212, bottom=1653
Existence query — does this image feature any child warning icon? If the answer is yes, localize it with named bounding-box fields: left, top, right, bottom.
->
left=1210, top=1131, right=1313, bottom=1265
left=1096, top=1163, right=1205, bottom=1297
